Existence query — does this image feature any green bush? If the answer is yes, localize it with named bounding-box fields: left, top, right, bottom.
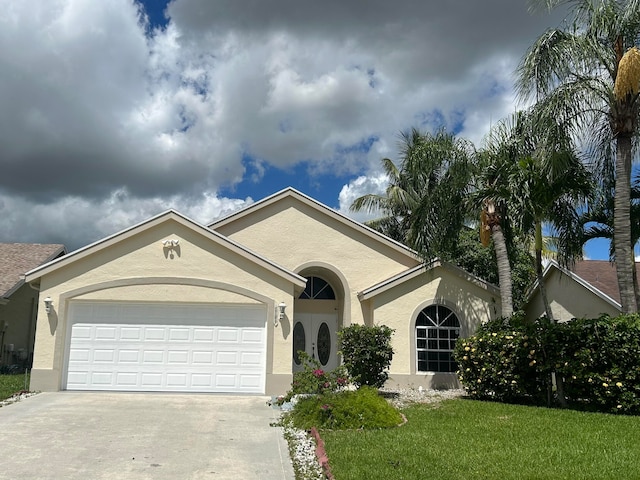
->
left=338, top=324, right=394, bottom=388
left=557, top=315, right=640, bottom=414
left=455, top=313, right=640, bottom=415
left=288, top=386, right=403, bottom=430
left=279, top=351, right=350, bottom=403
left=454, top=314, right=551, bottom=404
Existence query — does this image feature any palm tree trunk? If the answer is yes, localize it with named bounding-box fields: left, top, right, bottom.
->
left=491, top=224, right=513, bottom=317
left=614, top=134, right=637, bottom=313
left=534, top=221, right=554, bottom=321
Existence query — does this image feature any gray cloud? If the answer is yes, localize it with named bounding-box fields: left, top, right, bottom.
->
left=0, top=0, right=566, bottom=250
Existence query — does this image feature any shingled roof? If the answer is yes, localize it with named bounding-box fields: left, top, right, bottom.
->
left=570, top=260, right=623, bottom=303
left=0, top=243, right=66, bottom=299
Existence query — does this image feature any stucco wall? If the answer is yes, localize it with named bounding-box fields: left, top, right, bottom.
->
left=30, top=219, right=297, bottom=394
left=525, top=269, right=620, bottom=322
left=214, top=196, right=421, bottom=327
left=0, top=283, right=38, bottom=366
left=370, top=266, right=500, bottom=389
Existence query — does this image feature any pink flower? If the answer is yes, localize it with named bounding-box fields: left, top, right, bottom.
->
left=313, top=369, right=324, bottom=377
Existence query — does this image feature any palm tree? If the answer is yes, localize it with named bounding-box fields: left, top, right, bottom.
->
left=474, top=149, right=517, bottom=318
left=350, top=128, right=476, bottom=262
left=476, top=111, right=592, bottom=320
left=510, top=112, right=593, bottom=321
left=580, top=173, right=640, bottom=304
left=349, top=156, right=414, bottom=245
left=518, top=0, right=640, bottom=313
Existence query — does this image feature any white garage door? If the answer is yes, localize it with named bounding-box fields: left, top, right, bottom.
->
left=65, top=302, right=266, bottom=393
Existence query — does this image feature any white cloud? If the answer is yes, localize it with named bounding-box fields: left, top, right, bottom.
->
left=0, top=0, right=568, bottom=248
left=0, top=190, right=252, bottom=251
left=337, top=173, right=389, bottom=223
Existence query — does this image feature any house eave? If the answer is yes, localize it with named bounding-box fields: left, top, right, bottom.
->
left=358, top=260, right=500, bottom=301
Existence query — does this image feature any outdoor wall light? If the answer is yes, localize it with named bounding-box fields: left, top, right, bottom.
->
left=275, top=302, right=286, bottom=326
left=44, top=297, right=53, bottom=314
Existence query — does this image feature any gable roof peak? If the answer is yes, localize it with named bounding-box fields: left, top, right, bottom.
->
left=209, top=186, right=419, bottom=260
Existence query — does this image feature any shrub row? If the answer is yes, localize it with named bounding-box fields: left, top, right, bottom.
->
left=454, top=313, right=640, bottom=414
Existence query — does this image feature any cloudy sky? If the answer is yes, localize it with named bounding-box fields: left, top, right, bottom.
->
left=3, top=0, right=608, bottom=257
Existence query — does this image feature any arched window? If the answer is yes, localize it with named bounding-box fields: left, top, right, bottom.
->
left=299, top=276, right=335, bottom=300
left=416, top=305, right=460, bottom=373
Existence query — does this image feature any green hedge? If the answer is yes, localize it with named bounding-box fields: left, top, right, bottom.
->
left=454, top=313, right=640, bottom=414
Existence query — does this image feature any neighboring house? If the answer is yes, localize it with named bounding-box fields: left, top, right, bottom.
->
left=0, top=243, right=66, bottom=369
left=25, top=188, right=501, bottom=395
left=525, top=260, right=623, bottom=322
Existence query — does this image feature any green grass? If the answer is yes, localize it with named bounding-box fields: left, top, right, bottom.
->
left=321, top=399, right=640, bottom=480
left=0, top=373, right=30, bottom=400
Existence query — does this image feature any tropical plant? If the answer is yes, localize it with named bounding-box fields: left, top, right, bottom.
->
left=452, top=227, right=536, bottom=311
left=350, top=128, right=476, bottom=262
left=473, top=147, right=518, bottom=317
left=518, top=0, right=640, bottom=312
left=483, top=110, right=593, bottom=320
left=579, top=173, right=640, bottom=305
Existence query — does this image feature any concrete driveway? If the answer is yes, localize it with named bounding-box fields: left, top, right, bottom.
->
left=0, top=392, right=295, bottom=480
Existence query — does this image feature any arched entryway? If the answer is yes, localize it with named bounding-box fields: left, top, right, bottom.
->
left=292, top=268, right=344, bottom=372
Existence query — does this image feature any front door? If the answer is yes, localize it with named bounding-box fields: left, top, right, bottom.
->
left=292, top=313, right=338, bottom=372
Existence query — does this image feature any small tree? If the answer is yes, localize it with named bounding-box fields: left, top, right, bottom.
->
left=338, top=324, right=394, bottom=388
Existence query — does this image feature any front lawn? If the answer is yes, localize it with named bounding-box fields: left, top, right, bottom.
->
left=0, top=373, right=30, bottom=401
left=321, top=398, right=640, bottom=479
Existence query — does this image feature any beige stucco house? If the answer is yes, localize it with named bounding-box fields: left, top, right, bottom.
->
left=25, top=188, right=501, bottom=395
left=525, top=260, right=622, bottom=322
left=0, top=243, right=66, bottom=369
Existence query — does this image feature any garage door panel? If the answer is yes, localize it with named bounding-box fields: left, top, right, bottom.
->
left=218, top=329, right=239, bottom=343
left=92, top=372, right=115, bottom=385
left=144, top=328, right=166, bottom=341
left=66, top=303, right=266, bottom=393
left=167, top=350, right=189, bottom=364
left=69, top=348, right=90, bottom=362
left=168, top=328, right=189, bottom=341
left=242, top=329, right=264, bottom=343
left=241, top=352, right=263, bottom=367
left=93, top=349, right=115, bottom=362
left=118, top=350, right=139, bottom=363
left=120, top=327, right=142, bottom=340
left=193, top=328, right=214, bottom=342
left=192, top=351, right=214, bottom=365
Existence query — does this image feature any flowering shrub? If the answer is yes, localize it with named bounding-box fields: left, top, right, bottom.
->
left=455, top=313, right=640, bottom=415
left=454, top=313, right=552, bottom=404
left=338, top=324, right=394, bottom=388
left=279, top=351, right=350, bottom=404
left=557, top=315, right=640, bottom=414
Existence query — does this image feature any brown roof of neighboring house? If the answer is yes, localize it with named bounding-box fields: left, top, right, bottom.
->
left=569, top=260, right=628, bottom=304
left=0, top=243, right=66, bottom=298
